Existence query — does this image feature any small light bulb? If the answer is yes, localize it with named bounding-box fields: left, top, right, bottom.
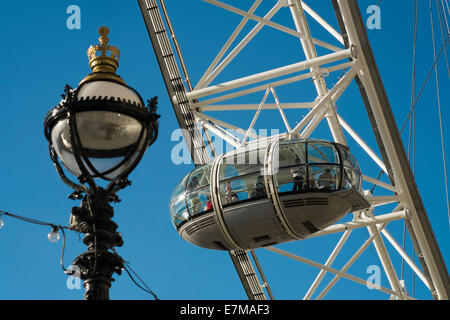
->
left=48, top=228, right=60, bottom=243
left=0, top=216, right=4, bottom=229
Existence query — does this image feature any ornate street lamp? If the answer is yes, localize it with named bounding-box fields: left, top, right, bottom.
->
left=44, top=26, right=160, bottom=300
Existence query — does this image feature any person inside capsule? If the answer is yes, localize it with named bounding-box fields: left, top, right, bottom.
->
left=318, top=168, right=335, bottom=190
left=291, top=159, right=305, bottom=192
left=250, top=175, right=266, bottom=198
left=187, top=175, right=201, bottom=214
left=223, top=181, right=239, bottom=203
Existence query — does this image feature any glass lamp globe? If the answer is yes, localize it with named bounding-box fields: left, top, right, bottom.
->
left=45, top=26, right=154, bottom=181
left=49, top=81, right=148, bottom=180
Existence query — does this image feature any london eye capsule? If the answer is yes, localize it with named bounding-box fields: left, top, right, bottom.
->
left=169, top=138, right=370, bottom=250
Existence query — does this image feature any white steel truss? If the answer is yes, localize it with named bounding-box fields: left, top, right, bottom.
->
left=139, top=0, right=450, bottom=299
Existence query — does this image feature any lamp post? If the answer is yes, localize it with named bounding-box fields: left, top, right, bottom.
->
left=44, top=26, right=160, bottom=300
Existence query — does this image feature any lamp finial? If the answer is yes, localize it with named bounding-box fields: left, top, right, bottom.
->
left=87, top=26, right=120, bottom=74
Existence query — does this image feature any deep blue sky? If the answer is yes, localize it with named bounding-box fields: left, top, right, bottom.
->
left=0, top=1, right=448, bottom=300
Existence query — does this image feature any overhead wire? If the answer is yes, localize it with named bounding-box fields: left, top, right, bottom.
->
left=112, top=248, right=159, bottom=300
left=399, top=32, right=449, bottom=135
left=437, top=0, right=450, bottom=78
left=0, top=209, right=72, bottom=273
left=59, top=227, right=69, bottom=273
left=370, top=26, right=449, bottom=194
left=0, top=209, right=159, bottom=299
left=444, top=0, right=450, bottom=25
left=367, top=0, right=450, bottom=296
left=0, top=210, right=66, bottom=228
left=371, top=4, right=450, bottom=188
left=430, top=0, right=450, bottom=232
left=402, top=0, right=419, bottom=285
left=122, top=263, right=160, bottom=300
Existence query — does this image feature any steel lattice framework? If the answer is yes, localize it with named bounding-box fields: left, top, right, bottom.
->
left=138, top=0, right=450, bottom=299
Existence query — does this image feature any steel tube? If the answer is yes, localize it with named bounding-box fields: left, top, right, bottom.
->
left=185, top=48, right=353, bottom=100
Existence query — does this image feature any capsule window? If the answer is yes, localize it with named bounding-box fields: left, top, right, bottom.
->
left=308, top=165, right=340, bottom=191
left=337, top=145, right=362, bottom=191
left=186, top=164, right=212, bottom=216
left=219, top=150, right=266, bottom=206
left=187, top=186, right=212, bottom=215
left=220, top=175, right=262, bottom=206
left=277, top=166, right=307, bottom=193
left=278, top=140, right=307, bottom=168
left=223, top=150, right=264, bottom=175
left=339, top=147, right=358, bottom=169
left=186, top=164, right=211, bottom=191
left=169, top=176, right=189, bottom=227
left=342, top=166, right=361, bottom=191
left=171, top=205, right=189, bottom=226
left=308, top=142, right=339, bottom=164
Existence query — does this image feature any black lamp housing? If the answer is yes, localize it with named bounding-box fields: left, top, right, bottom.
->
left=44, top=80, right=159, bottom=192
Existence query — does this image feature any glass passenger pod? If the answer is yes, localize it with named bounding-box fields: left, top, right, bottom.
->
left=169, top=139, right=370, bottom=251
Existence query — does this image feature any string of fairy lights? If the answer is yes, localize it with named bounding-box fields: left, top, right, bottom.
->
left=0, top=209, right=159, bottom=300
